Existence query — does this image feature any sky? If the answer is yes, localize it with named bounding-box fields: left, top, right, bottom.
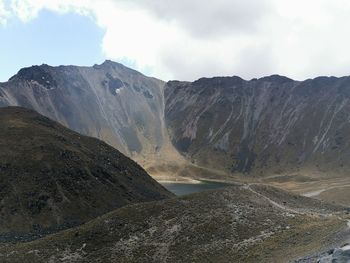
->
left=1, top=0, right=350, bottom=82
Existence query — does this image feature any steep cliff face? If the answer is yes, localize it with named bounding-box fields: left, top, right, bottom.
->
left=0, top=61, right=170, bottom=164
left=165, top=75, right=350, bottom=177
left=0, top=107, right=173, bottom=240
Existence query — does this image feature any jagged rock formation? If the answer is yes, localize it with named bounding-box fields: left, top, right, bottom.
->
left=0, top=61, right=176, bottom=169
left=0, top=107, right=172, bottom=241
left=0, top=184, right=347, bottom=262
left=165, top=75, right=350, bottom=177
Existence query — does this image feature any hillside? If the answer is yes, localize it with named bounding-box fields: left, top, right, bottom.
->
left=0, top=107, right=172, bottom=241
left=165, top=75, right=350, bottom=178
left=0, top=61, right=184, bottom=174
left=0, top=184, right=348, bottom=262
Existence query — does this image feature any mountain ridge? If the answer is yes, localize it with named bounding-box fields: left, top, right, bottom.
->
left=165, top=74, right=350, bottom=178
left=3, top=61, right=350, bottom=182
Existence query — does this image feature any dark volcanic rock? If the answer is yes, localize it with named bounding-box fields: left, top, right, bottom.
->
left=0, top=107, right=173, bottom=241
left=164, top=75, right=350, bottom=177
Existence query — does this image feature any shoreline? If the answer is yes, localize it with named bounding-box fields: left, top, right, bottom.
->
left=158, top=179, right=202, bottom=184
left=156, top=177, right=239, bottom=185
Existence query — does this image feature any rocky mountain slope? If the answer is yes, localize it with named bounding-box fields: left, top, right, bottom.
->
left=0, top=61, right=182, bottom=172
left=0, top=184, right=348, bottom=262
left=165, top=75, right=350, bottom=178
left=0, top=107, right=172, bottom=241
left=3, top=61, right=350, bottom=181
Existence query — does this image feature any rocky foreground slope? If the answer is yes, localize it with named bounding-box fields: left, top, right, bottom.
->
left=0, top=107, right=172, bottom=241
left=0, top=184, right=348, bottom=263
left=165, top=76, right=350, bottom=177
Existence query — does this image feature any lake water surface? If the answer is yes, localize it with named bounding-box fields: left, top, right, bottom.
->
left=160, top=181, right=230, bottom=196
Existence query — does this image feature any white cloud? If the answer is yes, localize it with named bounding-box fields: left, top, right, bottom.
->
left=0, top=0, right=11, bottom=26
left=122, top=0, right=272, bottom=38
left=2, top=0, right=350, bottom=81
left=8, top=0, right=94, bottom=21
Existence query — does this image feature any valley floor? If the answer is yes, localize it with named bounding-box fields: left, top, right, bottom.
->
left=267, top=176, right=350, bottom=207
left=151, top=162, right=350, bottom=207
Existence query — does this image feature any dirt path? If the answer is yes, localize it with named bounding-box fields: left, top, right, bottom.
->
left=243, top=184, right=305, bottom=215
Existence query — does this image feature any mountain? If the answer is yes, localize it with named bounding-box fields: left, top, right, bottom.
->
left=0, top=184, right=348, bottom=262
left=0, top=107, right=172, bottom=241
left=0, top=61, right=183, bottom=174
left=3, top=61, right=350, bottom=182
left=165, top=75, right=350, bottom=178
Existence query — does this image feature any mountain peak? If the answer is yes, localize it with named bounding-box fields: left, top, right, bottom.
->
left=92, top=60, right=146, bottom=77
left=9, top=64, right=57, bottom=89
left=93, top=59, right=124, bottom=70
